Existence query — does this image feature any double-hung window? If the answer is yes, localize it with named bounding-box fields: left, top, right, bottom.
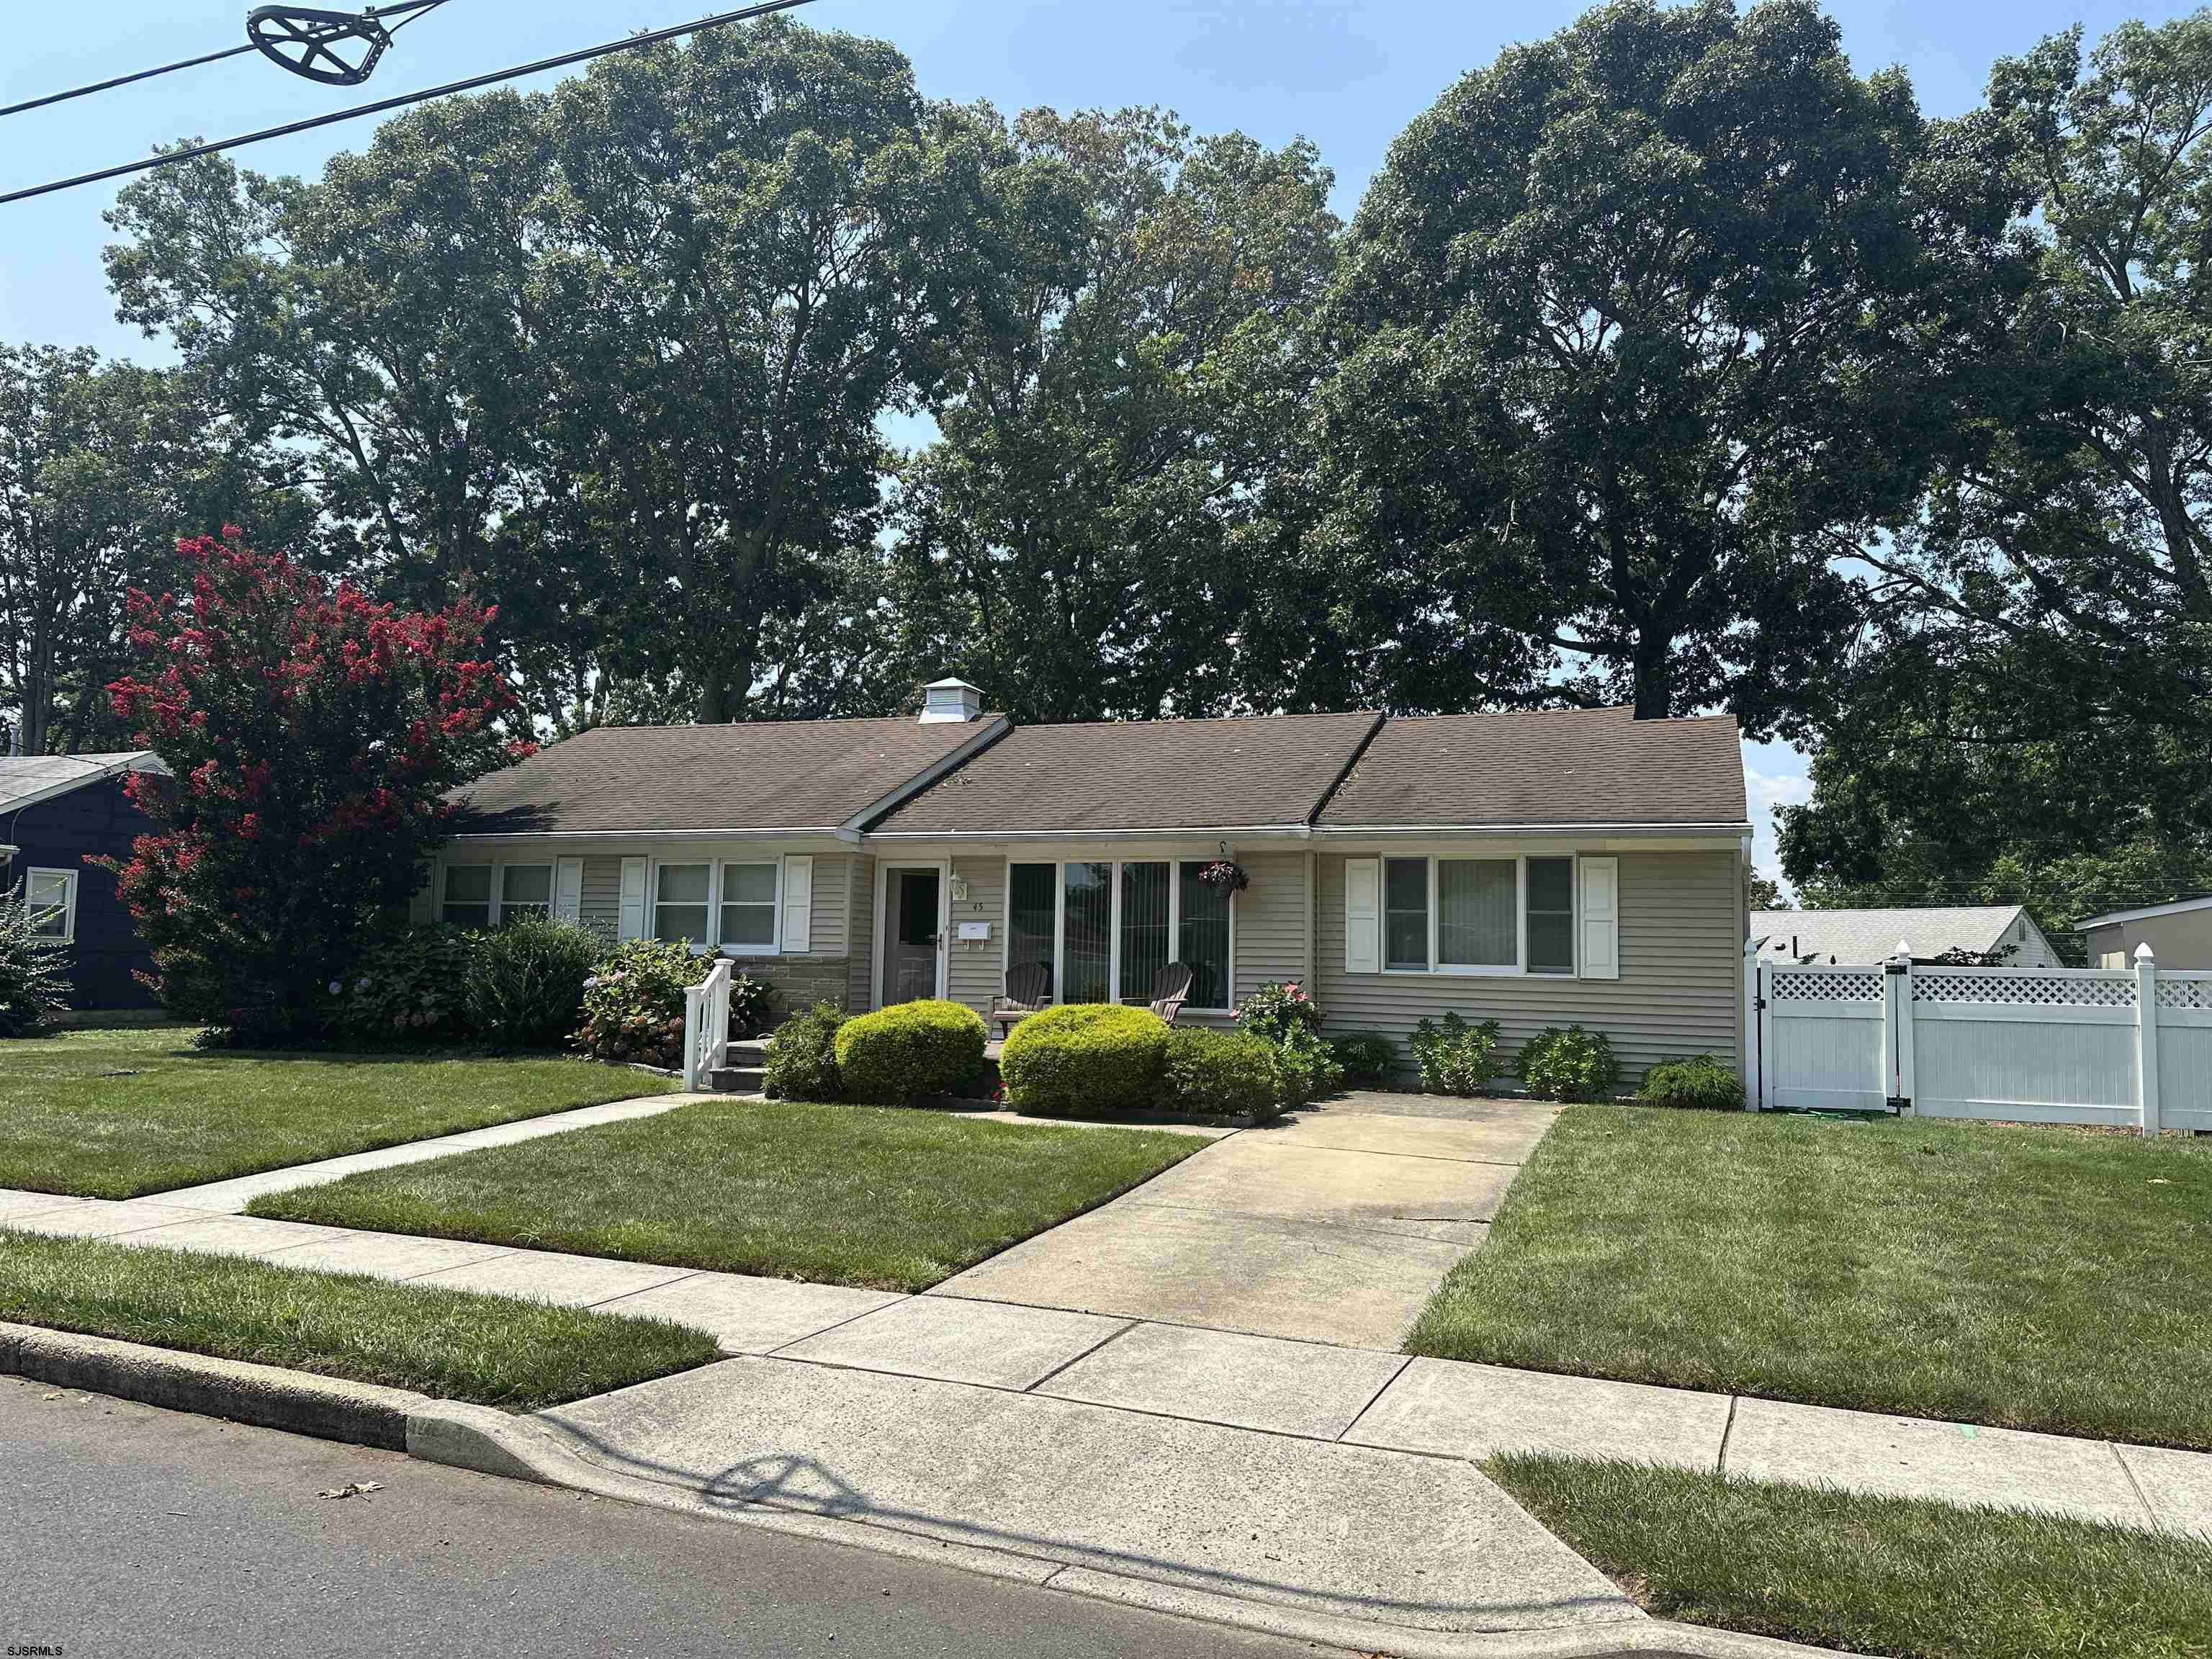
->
left=441, top=862, right=553, bottom=928
left=441, top=866, right=493, bottom=928
left=500, top=864, right=553, bottom=922
left=1007, top=858, right=1233, bottom=1012
left=1381, top=855, right=1577, bottom=976
left=24, top=868, right=76, bottom=943
left=653, top=860, right=781, bottom=953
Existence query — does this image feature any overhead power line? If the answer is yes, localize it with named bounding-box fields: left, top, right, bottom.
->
left=0, top=0, right=817, bottom=207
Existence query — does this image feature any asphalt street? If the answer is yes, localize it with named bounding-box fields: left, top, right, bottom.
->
left=0, top=1374, right=1337, bottom=1658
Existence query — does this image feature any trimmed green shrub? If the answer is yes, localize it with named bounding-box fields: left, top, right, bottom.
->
left=0, top=892, right=72, bottom=1038
left=1639, top=1054, right=1745, bottom=1111
left=728, top=971, right=775, bottom=1039
left=571, top=938, right=696, bottom=1069
left=1163, top=1028, right=1282, bottom=1119
left=1000, top=1002, right=1170, bottom=1115
left=1272, top=1022, right=1346, bottom=1106
left=1329, top=1030, right=1398, bottom=1086
left=327, top=924, right=475, bottom=1045
left=467, top=914, right=603, bottom=1049
left=1518, top=1025, right=1622, bottom=1102
left=764, top=1001, right=847, bottom=1101
left=834, top=999, right=989, bottom=1105
left=1411, top=1011, right=1503, bottom=1096
left=1235, top=980, right=1323, bottom=1044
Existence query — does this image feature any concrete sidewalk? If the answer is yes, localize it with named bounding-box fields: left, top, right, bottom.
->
left=3, top=1184, right=2206, bottom=1542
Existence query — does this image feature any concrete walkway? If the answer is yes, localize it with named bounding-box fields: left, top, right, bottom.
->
left=929, top=1094, right=1561, bottom=1346
left=3, top=1182, right=2206, bottom=1542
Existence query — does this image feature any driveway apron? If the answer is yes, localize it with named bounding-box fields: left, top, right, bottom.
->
left=928, top=1092, right=1560, bottom=1349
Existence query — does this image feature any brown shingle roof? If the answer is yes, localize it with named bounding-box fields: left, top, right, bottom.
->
left=871, top=712, right=1384, bottom=835
left=449, top=716, right=1006, bottom=836
left=1316, top=706, right=1746, bottom=829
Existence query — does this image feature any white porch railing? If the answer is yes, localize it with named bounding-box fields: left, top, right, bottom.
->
left=1749, top=943, right=2209, bottom=1138
left=682, top=956, right=732, bottom=1092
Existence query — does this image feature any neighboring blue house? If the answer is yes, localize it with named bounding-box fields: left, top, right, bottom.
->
left=1, top=752, right=168, bottom=1012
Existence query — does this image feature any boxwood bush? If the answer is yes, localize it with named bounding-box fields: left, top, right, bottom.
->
left=1639, top=1054, right=1745, bottom=1111
left=1000, top=1003, right=1169, bottom=1115
left=1328, top=1029, right=1398, bottom=1086
left=1517, top=1024, right=1622, bottom=1102
left=833, top=998, right=988, bottom=1105
left=1163, top=1027, right=1282, bottom=1119
left=764, top=1000, right=847, bottom=1101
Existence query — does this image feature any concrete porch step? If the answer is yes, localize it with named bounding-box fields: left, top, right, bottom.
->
left=709, top=1064, right=768, bottom=1093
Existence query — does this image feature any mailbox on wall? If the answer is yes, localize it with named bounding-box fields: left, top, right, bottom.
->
left=956, top=920, right=992, bottom=943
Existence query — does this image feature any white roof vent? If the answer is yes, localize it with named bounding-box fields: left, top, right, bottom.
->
left=919, top=677, right=982, bottom=724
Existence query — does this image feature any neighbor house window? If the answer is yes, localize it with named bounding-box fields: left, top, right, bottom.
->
left=499, top=863, right=553, bottom=923
left=653, top=863, right=711, bottom=944
left=1385, top=855, right=1579, bottom=976
left=1385, top=858, right=1429, bottom=971
left=1007, top=858, right=1234, bottom=1011
left=719, top=862, right=778, bottom=949
left=24, top=868, right=76, bottom=943
left=441, top=865, right=493, bottom=928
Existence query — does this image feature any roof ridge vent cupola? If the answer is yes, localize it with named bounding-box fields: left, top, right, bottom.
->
left=918, top=677, right=983, bottom=724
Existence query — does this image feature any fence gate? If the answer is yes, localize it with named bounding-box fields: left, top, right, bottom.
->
left=1751, top=948, right=2212, bottom=1136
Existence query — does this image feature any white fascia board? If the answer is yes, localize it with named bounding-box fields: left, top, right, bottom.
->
left=2074, top=894, right=2212, bottom=930
left=862, top=824, right=1314, bottom=845
left=1313, top=819, right=1750, bottom=836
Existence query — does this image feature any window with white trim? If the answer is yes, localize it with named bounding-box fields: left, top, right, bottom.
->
left=441, top=865, right=493, bottom=928
left=1380, top=855, right=1578, bottom=976
left=441, top=862, right=554, bottom=928
left=24, top=868, right=76, bottom=943
left=653, top=863, right=711, bottom=944
left=719, top=862, right=778, bottom=948
left=499, top=863, right=553, bottom=922
left=649, top=859, right=784, bottom=953
left=1006, top=858, right=1233, bottom=1011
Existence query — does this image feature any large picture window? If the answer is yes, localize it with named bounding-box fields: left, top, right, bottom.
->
left=1382, top=855, right=1579, bottom=977
left=1007, top=858, right=1234, bottom=1011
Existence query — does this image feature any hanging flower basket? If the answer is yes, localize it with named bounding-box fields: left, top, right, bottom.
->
left=1197, top=858, right=1249, bottom=892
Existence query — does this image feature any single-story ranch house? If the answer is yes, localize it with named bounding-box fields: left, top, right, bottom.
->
left=1, top=750, right=169, bottom=1012
left=423, top=682, right=1753, bottom=1077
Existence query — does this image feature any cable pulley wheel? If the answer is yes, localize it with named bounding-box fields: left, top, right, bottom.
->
left=246, top=6, right=395, bottom=86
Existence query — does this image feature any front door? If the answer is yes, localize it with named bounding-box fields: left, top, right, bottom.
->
left=883, top=867, right=943, bottom=1005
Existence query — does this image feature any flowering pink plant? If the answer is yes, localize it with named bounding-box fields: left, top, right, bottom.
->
left=1196, top=858, right=1249, bottom=891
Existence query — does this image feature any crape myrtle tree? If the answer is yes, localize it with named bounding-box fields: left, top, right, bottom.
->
left=1308, top=0, right=1978, bottom=729
left=102, top=531, right=525, bottom=1041
left=1783, top=13, right=2212, bottom=917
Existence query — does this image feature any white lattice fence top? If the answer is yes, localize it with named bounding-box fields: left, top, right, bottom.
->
left=1913, top=971, right=2135, bottom=1007
left=1770, top=967, right=1881, bottom=1002
left=2157, top=975, right=2212, bottom=1010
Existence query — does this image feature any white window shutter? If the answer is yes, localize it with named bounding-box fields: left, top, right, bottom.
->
left=1580, top=856, right=1619, bottom=979
left=554, top=857, right=584, bottom=924
left=618, top=857, right=648, bottom=942
left=1344, top=857, right=1382, bottom=974
left=782, top=855, right=812, bottom=956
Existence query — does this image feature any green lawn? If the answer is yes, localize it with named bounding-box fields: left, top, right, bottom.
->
left=0, top=1027, right=674, bottom=1200
left=1408, top=1105, right=2212, bottom=1448
left=0, top=1231, right=716, bottom=1411
left=251, top=1097, right=1202, bottom=1292
left=1491, top=1455, right=2212, bottom=1659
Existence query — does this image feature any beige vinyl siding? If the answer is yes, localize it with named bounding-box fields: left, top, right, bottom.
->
left=946, top=855, right=1006, bottom=1015
left=804, top=854, right=850, bottom=958
left=1223, top=850, right=1308, bottom=1015
left=848, top=854, right=877, bottom=1010
left=1314, top=850, right=1742, bottom=1077
left=580, top=857, right=623, bottom=940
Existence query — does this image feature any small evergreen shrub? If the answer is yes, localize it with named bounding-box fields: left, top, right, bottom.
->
left=572, top=938, right=697, bottom=1069
left=833, top=999, right=989, bottom=1105
left=1235, top=980, right=1323, bottom=1044
left=1411, top=1011, right=1503, bottom=1096
left=1517, top=1025, right=1622, bottom=1102
left=0, top=894, right=73, bottom=1038
left=1271, top=1022, right=1346, bottom=1106
left=467, top=914, right=603, bottom=1050
left=1329, top=1030, right=1398, bottom=1086
left=764, top=1001, right=847, bottom=1101
left=327, top=925, right=475, bottom=1045
left=1163, top=1027, right=1282, bottom=1119
left=1000, top=1003, right=1169, bottom=1115
left=1640, top=1055, right=1745, bottom=1111
left=727, top=971, right=775, bottom=1039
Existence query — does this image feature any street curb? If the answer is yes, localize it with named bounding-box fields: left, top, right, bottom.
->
left=0, top=1323, right=1855, bottom=1659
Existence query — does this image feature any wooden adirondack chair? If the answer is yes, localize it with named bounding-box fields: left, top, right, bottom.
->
left=1149, top=961, right=1196, bottom=1027
left=992, top=961, right=1051, bottom=1036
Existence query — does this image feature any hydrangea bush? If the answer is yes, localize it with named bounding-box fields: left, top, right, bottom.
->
left=571, top=938, right=698, bottom=1069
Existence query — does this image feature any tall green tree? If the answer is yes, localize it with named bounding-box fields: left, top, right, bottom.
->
left=886, top=107, right=1339, bottom=721
left=1783, top=12, right=2212, bottom=907
left=1312, top=0, right=1966, bottom=727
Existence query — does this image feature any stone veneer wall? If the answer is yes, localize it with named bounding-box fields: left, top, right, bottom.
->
left=737, top=953, right=856, bottom=1022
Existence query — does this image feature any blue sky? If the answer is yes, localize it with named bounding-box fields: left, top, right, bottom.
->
left=1, top=1, right=2194, bottom=882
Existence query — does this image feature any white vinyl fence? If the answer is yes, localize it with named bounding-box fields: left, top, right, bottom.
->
left=1748, top=946, right=2212, bottom=1137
